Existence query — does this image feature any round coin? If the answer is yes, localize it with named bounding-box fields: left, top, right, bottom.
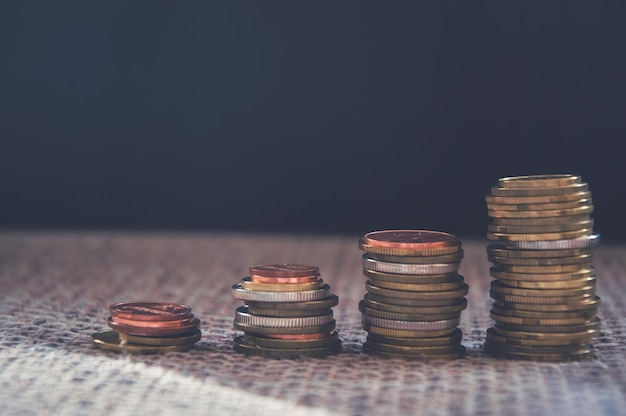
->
left=487, top=229, right=593, bottom=242
left=489, top=292, right=595, bottom=305
left=250, top=274, right=320, bottom=284
left=362, top=322, right=458, bottom=338
left=491, top=304, right=597, bottom=320
left=233, top=336, right=342, bottom=359
left=362, top=256, right=460, bottom=275
left=488, top=206, right=594, bottom=219
left=366, top=275, right=465, bottom=292
left=234, top=306, right=334, bottom=328
left=363, top=269, right=460, bottom=284
left=107, top=317, right=200, bottom=337
left=364, top=345, right=465, bottom=360
left=245, top=295, right=339, bottom=312
left=489, top=267, right=595, bottom=282
left=243, top=331, right=340, bottom=349
left=504, top=235, right=600, bottom=250
left=491, top=262, right=592, bottom=274
left=366, top=293, right=466, bottom=307
left=366, top=328, right=462, bottom=347
left=484, top=339, right=592, bottom=355
left=240, top=277, right=324, bottom=292
left=486, top=199, right=591, bottom=211
left=497, top=174, right=582, bottom=188
left=489, top=183, right=589, bottom=197
left=491, top=214, right=592, bottom=226
left=487, top=220, right=593, bottom=234
left=366, top=281, right=469, bottom=300
left=494, top=317, right=601, bottom=333
left=363, top=295, right=467, bottom=315
left=493, top=296, right=600, bottom=312
left=484, top=347, right=594, bottom=362
left=233, top=320, right=336, bottom=336
left=488, top=253, right=592, bottom=266
left=367, top=251, right=464, bottom=264
left=497, top=276, right=596, bottom=290
left=362, top=230, right=460, bottom=249
left=109, top=302, right=193, bottom=322
left=118, top=329, right=202, bottom=346
left=490, top=280, right=595, bottom=298
left=485, top=327, right=591, bottom=347
left=92, top=329, right=195, bottom=354
left=490, top=311, right=592, bottom=326
left=491, top=326, right=599, bottom=342
left=249, top=264, right=319, bottom=278
left=110, top=315, right=197, bottom=328
left=486, top=191, right=592, bottom=205
left=364, top=340, right=461, bottom=355
left=232, top=283, right=331, bottom=302
left=360, top=301, right=461, bottom=322
left=486, top=245, right=593, bottom=259
left=245, top=306, right=332, bottom=318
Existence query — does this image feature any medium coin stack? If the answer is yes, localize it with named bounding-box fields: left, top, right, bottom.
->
left=231, top=264, right=342, bottom=358
left=483, top=174, right=601, bottom=361
left=92, top=301, right=202, bottom=353
left=358, top=230, right=468, bottom=360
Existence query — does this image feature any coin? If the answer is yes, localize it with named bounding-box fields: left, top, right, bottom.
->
left=497, top=174, right=582, bottom=188
left=365, top=275, right=465, bottom=292
left=92, top=329, right=195, bottom=354
left=489, top=267, right=595, bottom=282
left=364, top=340, right=461, bottom=355
left=250, top=274, right=320, bottom=284
left=487, top=220, right=594, bottom=234
left=363, top=269, right=460, bottom=284
left=488, top=253, right=592, bottom=266
left=234, top=306, right=334, bottom=328
left=245, top=306, right=332, bottom=318
left=487, top=245, right=593, bottom=258
left=118, top=329, right=202, bottom=346
left=231, top=282, right=331, bottom=302
left=366, top=281, right=469, bottom=300
left=233, top=320, right=336, bottom=336
left=491, top=262, right=592, bottom=274
left=109, top=302, right=193, bottom=322
left=360, top=303, right=461, bottom=322
left=490, top=280, right=595, bottom=298
left=491, top=326, right=599, bottom=342
left=243, top=331, right=340, bottom=349
left=491, top=214, right=592, bottom=226
left=249, top=264, right=319, bottom=278
left=366, top=293, right=466, bottom=307
left=491, top=304, right=597, bottom=320
left=497, top=276, right=596, bottom=290
left=363, top=295, right=468, bottom=315
left=362, top=322, right=457, bottom=338
left=110, top=315, right=197, bottom=328
left=486, top=191, right=592, bottom=205
left=107, top=317, right=200, bottom=337
left=233, top=336, right=342, bottom=359
left=494, top=317, right=601, bottom=333
left=487, top=229, right=593, bottom=241
left=489, top=183, right=589, bottom=197
left=366, top=251, right=464, bottom=264
left=364, top=345, right=465, bottom=360
left=485, top=327, right=590, bottom=347
left=504, top=235, right=600, bottom=250
left=362, top=230, right=461, bottom=249
left=493, top=296, right=601, bottom=312
left=240, top=277, right=324, bottom=292
left=245, top=295, right=339, bottom=312
left=490, top=311, right=592, bottom=326
left=362, top=256, right=460, bottom=275
left=485, top=339, right=591, bottom=355
left=489, top=292, right=595, bottom=305
left=367, top=328, right=463, bottom=347
left=362, top=315, right=460, bottom=331
left=486, top=199, right=591, bottom=211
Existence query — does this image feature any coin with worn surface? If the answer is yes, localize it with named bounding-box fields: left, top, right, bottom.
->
left=491, top=214, right=592, bottom=226
left=249, top=264, right=319, bottom=278
left=366, top=281, right=469, bottom=300
left=107, top=317, right=200, bottom=337
left=92, top=329, right=195, bottom=354
left=232, top=282, right=331, bottom=302
left=487, top=220, right=594, bottom=234
left=485, top=327, right=590, bottom=347
left=497, top=276, right=596, bottom=290
left=360, top=302, right=460, bottom=322
left=119, top=329, right=202, bottom=346
left=485, top=347, right=594, bottom=362
left=487, top=199, right=591, bottom=211
left=367, top=251, right=464, bottom=264
left=233, top=336, right=342, bottom=359
left=362, top=322, right=458, bottom=338
left=491, top=304, right=598, bottom=320
left=110, top=315, right=197, bottom=328
left=489, top=292, right=595, bottom=305
left=366, top=276, right=465, bottom=292
left=363, top=269, right=460, bottom=284
left=364, top=340, right=461, bottom=355
left=362, top=256, right=461, bottom=275
left=486, top=191, right=592, bottom=205
left=109, top=302, right=193, bottom=322
left=364, top=345, right=465, bottom=360
left=362, top=314, right=460, bottom=331
left=491, top=262, right=592, bottom=274
left=487, top=244, right=593, bottom=259
left=493, top=296, right=600, bottom=312
left=487, top=229, right=593, bottom=242
left=485, top=339, right=591, bottom=355
left=367, top=328, right=462, bottom=347
left=490, top=280, right=595, bottom=298
left=489, top=267, right=595, bottom=282
left=234, top=306, right=334, bottom=328
left=240, top=277, right=324, bottom=292
left=363, top=295, right=467, bottom=315
left=233, top=320, right=336, bottom=336
left=504, top=235, right=600, bottom=250
left=243, top=331, right=340, bottom=349
left=245, top=306, right=332, bottom=318
left=488, top=253, right=592, bottom=266
left=366, top=293, right=466, bottom=307
left=494, top=317, right=601, bottom=333
left=490, top=311, right=592, bottom=326
left=497, top=174, right=582, bottom=188
left=245, top=295, right=339, bottom=312
left=491, top=326, right=599, bottom=342
left=362, top=230, right=460, bottom=249
left=489, top=183, right=589, bottom=197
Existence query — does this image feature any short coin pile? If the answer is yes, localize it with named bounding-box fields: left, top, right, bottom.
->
left=231, top=264, right=342, bottom=358
left=484, top=174, right=601, bottom=361
left=92, top=301, right=202, bottom=353
left=358, top=230, right=468, bottom=360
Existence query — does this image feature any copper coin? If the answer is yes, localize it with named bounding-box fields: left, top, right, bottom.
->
left=107, top=316, right=200, bottom=337
left=109, top=302, right=193, bottom=322
left=250, top=274, right=321, bottom=284
left=249, top=264, right=320, bottom=278
left=362, top=230, right=460, bottom=249
left=111, top=315, right=197, bottom=328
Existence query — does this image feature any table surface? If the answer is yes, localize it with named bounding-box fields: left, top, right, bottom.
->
left=1, top=231, right=625, bottom=416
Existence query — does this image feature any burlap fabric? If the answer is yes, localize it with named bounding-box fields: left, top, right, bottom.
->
left=1, top=231, right=624, bottom=415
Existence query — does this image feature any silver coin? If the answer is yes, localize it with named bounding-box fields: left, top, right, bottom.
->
left=361, top=314, right=460, bottom=331
left=362, top=256, right=460, bottom=275
left=502, top=235, right=600, bottom=250
left=232, top=283, right=331, bottom=302
left=234, top=306, right=334, bottom=328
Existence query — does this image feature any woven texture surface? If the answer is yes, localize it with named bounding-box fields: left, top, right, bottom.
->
left=1, top=231, right=625, bottom=416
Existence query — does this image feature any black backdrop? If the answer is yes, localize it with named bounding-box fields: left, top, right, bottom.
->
left=1, top=2, right=625, bottom=240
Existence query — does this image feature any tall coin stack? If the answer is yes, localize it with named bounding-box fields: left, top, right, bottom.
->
left=483, top=174, right=601, bottom=361
left=231, top=264, right=342, bottom=358
left=358, top=230, right=468, bottom=360
left=92, top=301, right=202, bottom=353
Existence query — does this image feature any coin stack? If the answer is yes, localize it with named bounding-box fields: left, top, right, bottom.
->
left=483, top=174, right=601, bottom=361
left=92, top=301, right=202, bottom=353
left=358, top=230, right=468, bottom=360
left=231, top=264, right=342, bottom=358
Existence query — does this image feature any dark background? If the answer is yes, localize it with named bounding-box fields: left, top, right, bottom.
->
left=1, top=2, right=625, bottom=240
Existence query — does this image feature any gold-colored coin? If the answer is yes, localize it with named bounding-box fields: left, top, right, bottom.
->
left=245, top=306, right=332, bottom=318
left=490, top=311, right=592, bottom=326
left=485, top=347, right=594, bottom=362
left=362, top=322, right=458, bottom=338
left=497, top=174, right=582, bottom=188
left=243, top=332, right=339, bottom=349
left=490, top=280, right=595, bottom=298
left=363, top=295, right=467, bottom=315
left=366, top=328, right=462, bottom=347
left=92, top=329, right=195, bottom=354
left=491, top=262, right=592, bottom=274
left=488, top=253, right=592, bottom=266
left=358, top=239, right=461, bottom=257
left=491, top=326, right=599, bottom=342
left=491, top=214, right=591, bottom=226
left=487, top=229, right=593, bottom=242
left=486, top=191, right=592, bottom=205
left=490, top=267, right=595, bottom=282
left=366, top=275, right=465, bottom=292
left=491, top=304, right=597, bottom=320
left=485, top=327, right=591, bottom=347
left=233, top=336, right=342, bottom=358
left=485, top=339, right=592, bottom=355
left=245, top=295, right=339, bottom=312
left=366, top=281, right=469, bottom=300
left=240, top=277, right=323, bottom=292
left=494, top=317, right=601, bottom=333
left=487, top=220, right=593, bottom=234
left=364, top=340, right=461, bottom=355
left=366, top=293, right=465, bottom=307
left=489, top=183, right=588, bottom=197
left=487, top=245, right=593, bottom=259
left=118, top=329, right=202, bottom=346
left=364, top=345, right=465, bottom=360
left=367, top=251, right=464, bottom=264
left=497, top=276, right=596, bottom=290
left=359, top=301, right=461, bottom=322
left=363, top=269, right=460, bottom=284
left=487, top=199, right=591, bottom=211
left=489, top=292, right=595, bottom=305
left=488, top=205, right=593, bottom=219
left=493, top=296, right=600, bottom=312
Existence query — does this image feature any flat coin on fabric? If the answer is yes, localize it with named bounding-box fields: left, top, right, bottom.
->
left=109, top=302, right=193, bottom=322
left=92, top=329, right=195, bottom=354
